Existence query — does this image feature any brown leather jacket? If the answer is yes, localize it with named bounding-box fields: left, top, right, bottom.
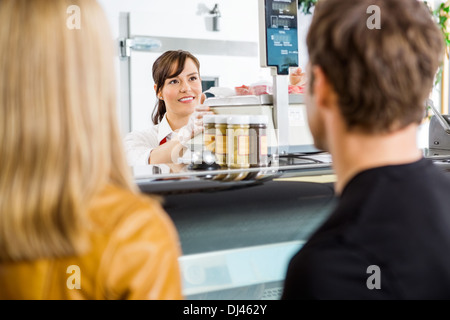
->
left=0, top=185, right=184, bottom=300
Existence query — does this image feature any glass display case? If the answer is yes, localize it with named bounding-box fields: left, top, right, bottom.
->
left=134, top=155, right=336, bottom=299
left=133, top=150, right=450, bottom=300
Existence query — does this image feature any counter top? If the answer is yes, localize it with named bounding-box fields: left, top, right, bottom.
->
left=133, top=149, right=450, bottom=300
left=133, top=149, right=450, bottom=195
left=203, top=93, right=305, bottom=107
left=134, top=153, right=334, bottom=195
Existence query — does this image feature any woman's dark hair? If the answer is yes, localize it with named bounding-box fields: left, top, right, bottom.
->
left=151, top=50, right=201, bottom=124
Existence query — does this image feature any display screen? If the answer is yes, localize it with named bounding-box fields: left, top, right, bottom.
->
left=272, top=2, right=291, bottom=12
left=264, top=0, right=298, bottom=75
left=271, top=33, right=292, bottom=43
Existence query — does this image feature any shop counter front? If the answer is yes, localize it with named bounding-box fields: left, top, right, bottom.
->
left=135, top=156, right=335, bottom=300
left=133, top=152, right=450, bottom=300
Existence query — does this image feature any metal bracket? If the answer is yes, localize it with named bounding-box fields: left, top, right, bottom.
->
left=119, top=36, right=162, bottom=59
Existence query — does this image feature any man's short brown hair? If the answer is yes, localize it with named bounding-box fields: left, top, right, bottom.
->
left=307, top=0, right=444, bottom=133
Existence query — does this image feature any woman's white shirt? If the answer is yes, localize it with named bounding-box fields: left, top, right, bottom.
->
left=124, top=114, right=173, bottom=166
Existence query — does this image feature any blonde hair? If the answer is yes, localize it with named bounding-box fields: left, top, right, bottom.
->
left=0, top=0, right=136, bottom=261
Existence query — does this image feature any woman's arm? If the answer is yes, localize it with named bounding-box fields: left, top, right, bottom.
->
left=124, top=129, right=158, bottom=166
left=148, top=139, right=186, bottom=164
left=149, top=104, right=213, bottom=164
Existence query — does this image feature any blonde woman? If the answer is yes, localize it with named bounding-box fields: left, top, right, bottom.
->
left=0, top=0, right=183, bottom=299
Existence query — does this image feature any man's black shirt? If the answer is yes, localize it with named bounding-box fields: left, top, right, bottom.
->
left=282, top=158, right=450, bottom=299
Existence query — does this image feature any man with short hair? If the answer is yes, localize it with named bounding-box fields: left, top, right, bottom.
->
left=282, top=0, right=450, bottom=299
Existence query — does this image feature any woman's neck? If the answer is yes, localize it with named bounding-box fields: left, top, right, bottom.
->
left=166, top=113, right=190, bottom=131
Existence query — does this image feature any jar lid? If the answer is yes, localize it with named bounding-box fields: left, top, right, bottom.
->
left=203, top=114, right=216, bottom=124
left=227, top=115, right=250, bottom=125
left=249, top=115, right=269, bottom=125
left=214, top=115, right=229, bottom=124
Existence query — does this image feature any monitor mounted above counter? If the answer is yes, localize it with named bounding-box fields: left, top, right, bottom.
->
left=259, top=0, right=299, bottom=75
left=258, top=0, right=303, bottom=154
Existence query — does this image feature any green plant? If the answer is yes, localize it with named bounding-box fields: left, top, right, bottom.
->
left=424, top=1, right=450, bottom=86
left=298, top=0, right=318, bottom=15
left=429, top=1, right=450, bottom=52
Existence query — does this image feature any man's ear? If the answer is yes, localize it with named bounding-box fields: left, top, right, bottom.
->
left=311, top=65, right=334, bottom=111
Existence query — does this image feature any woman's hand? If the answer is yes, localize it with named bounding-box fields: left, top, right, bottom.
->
left=173, top=94, right=214, bottom=147
left=289, top=67, right=307, bottom=86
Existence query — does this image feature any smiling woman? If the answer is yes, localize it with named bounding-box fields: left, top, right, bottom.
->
left=124, top=50, right=213, bottom=165
left=155, top=55, right=202, bottom=127
left=152, top=50, right=202, bottom=125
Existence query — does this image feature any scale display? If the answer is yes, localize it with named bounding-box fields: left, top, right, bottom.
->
left=262, top=0, right=299, bottom=75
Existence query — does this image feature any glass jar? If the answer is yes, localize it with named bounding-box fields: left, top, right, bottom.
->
left=246, top=115, right=269, bottom=180
left=249, top=115, right=269, bottom=168
left=225, top=115, right=250, bottom=181
left=203, top=114, right=216, bottom=153
left=214, top=115, right=229, bottom=167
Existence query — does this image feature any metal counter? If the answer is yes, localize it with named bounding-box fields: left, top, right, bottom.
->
left=165, top=178, right=336, bottom=300
left=203, top=93, right=305, bottom=107
left=135, top=158, right=337, bottom=299
left=134, top=152, right=450, bottom=300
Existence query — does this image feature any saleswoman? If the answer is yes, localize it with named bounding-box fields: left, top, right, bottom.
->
left=125, top=50, right=212, bottom=165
